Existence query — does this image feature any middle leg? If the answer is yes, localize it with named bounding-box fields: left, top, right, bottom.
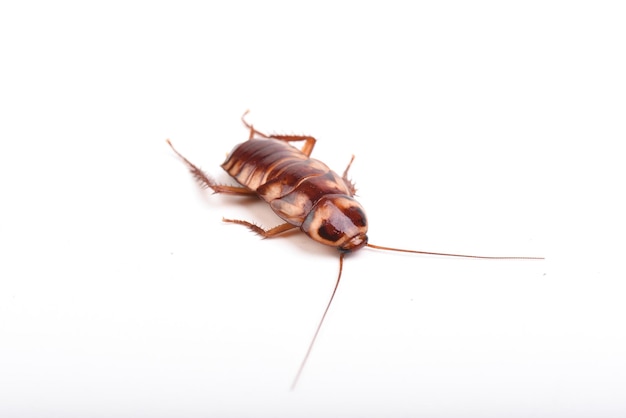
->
left=222, top=218, right=297, bottom=238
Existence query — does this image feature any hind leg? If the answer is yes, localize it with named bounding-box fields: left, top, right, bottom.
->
left=241, top=110, right=317, bottom=157
left=167, top=139, right=255, bottom=195
left=168, top=139, right=301, bottom=238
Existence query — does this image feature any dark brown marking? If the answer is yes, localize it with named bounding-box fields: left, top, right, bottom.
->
left=318, top=221, right=343, bottom=242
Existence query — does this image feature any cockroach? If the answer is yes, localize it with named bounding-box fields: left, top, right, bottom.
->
left=167, top=111, right=543, bottom=389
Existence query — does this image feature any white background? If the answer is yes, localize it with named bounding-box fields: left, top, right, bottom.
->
left=1, top=1, right=624, bottom=417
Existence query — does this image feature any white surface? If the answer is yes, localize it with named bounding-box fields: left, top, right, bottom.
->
left=1, top=2, right=624, bottom=417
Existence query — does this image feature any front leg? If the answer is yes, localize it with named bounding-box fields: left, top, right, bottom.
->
left=342, top=155, right=357, bottom=196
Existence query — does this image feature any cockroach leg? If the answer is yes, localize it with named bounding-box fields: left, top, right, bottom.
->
left=268, top=134, right=317, bottom=157
left=167, top=139, right=255, bottom=195
left=222, top=218, right=297, bottom=238
left=342, top=155, right=357, bottom=196
left=241, top=111, right=317, bottom=156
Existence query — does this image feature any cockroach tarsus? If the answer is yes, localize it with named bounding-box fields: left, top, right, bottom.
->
left=167, top=111, right=544, bottom=390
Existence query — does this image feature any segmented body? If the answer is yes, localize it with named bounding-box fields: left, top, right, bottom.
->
left=221, top=138, right=369, bottom=251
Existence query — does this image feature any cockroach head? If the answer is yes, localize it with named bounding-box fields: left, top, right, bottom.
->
left=301, top=195, right=369, bottom=253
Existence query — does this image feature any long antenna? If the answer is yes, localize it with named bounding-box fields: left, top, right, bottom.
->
left=291, top=245, right=543, bottom=388
left=291, top=252, right=345, bottom=390
left=367, top=243, right=544, bottom=260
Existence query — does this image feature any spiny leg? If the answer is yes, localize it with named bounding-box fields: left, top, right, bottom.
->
left=167, top=139, right=255, bottom=195
left=241, top=110, right=317, bottom=157
left=222, top=218, right=297, bottom=238
left=169, top=138, right=293, bottom=235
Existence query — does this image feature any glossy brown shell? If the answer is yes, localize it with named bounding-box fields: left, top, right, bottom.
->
left=221, top=138, right=368, bottom=251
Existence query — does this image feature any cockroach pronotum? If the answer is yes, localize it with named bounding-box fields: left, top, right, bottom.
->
left=167, top=111, right=544, bottom=389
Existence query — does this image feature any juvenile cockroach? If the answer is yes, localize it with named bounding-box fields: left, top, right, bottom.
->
left=167, top=111, right=543, bottom=389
